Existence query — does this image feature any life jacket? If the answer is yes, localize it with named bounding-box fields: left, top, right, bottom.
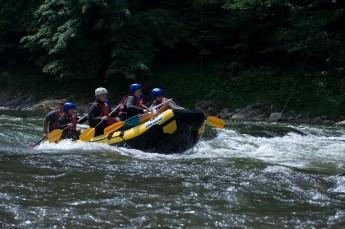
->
left=62, top=113, right=77, bottom=131
left=61, top=113, right=78, bottom=139
left=97, top=101, right=115, bottom=126
left=70, top=114, right=77, bottom=130
left=98, top=102, right=110, bottom=117
left=117, top=95, right=142, bottom=117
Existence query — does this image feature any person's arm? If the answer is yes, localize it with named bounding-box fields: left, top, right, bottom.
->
left=43, top=111, right=54, bottom=135
left=125, top=96, right=144, bottom=114
left=43, top=119, right=48, bottom=136
left=168, top=100, right=185, bottom=110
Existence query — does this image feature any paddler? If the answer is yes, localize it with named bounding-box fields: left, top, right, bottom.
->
left=88, top=87, right=118, bottom=136
left=116, top=83, right=155, bottom=129
left=43, top=99, right=67, bottom=138
left=150, top=88, right=184, bottom=113
left=56, top=102, right=80, bottom=140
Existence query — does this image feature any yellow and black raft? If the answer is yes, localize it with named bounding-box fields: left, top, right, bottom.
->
left=82, top=109, right=205, bottom=154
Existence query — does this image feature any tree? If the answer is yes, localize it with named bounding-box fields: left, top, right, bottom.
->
left=0, top=0, right=39, bottom=68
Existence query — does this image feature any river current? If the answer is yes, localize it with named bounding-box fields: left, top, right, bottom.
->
left=1, top=111, right=345, bottom=228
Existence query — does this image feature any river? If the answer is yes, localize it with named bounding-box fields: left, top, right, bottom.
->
left=1, top=110, right=345, bottom=228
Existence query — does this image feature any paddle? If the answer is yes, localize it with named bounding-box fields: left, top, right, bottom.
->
left=103, top=121, right=125, bottom=136
left=30, top=113, right=89, bottom=147
left=30, top=130, right=61, bottom=147
left=79, top=104, right=121, bottom=142
left=207, top=116, right=225, bottom=129
left=103, top=99, right=173, bottom=136
left=47, top=129, right=64, bottom=143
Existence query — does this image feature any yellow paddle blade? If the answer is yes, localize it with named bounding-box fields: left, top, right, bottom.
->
left=47, top=129, right=63, bottom=143
left=207, top=116, right=225, bottom=128
left=79, top=128, right=95, bottom=142
left=104, top=122, right=125, bottom=136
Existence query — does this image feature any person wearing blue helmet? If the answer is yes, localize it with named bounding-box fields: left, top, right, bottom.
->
left=56, top=102, right=80, bottom=140
left=150, top=88, right=183, bottom=112
left=114, top=83, right=156, bottom=129
left=117, top=83, right=150, bottom=120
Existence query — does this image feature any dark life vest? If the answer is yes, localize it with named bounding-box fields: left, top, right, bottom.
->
left=117, top=95, right=142, bottom=117
left=98, top=102, right=116, bottom=126
left=99, top=102, right=110, bottom=117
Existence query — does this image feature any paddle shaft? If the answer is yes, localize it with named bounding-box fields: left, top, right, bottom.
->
left=150, top=98, right=172, bottom=111
left=31, top=136, right=46, bottom=147
left=77, top=114, right=88, bottom=124
left=122, top=99, right=173, bottom=123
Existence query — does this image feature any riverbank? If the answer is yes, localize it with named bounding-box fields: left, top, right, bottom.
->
left=1, top=64, right=345, bottom=124
left=1, top=91, right=344, bottom=125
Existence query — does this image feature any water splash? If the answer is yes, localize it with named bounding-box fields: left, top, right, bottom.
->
left=9, top=119, right=345, bottom=171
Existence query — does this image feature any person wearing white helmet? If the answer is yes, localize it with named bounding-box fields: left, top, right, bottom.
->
left=95, top=87, right=108, bottom=97
left=88, top=87, right=118, bottom=136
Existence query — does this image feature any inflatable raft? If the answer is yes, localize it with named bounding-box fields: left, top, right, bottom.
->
left=71, top=109, right=205, bottom=154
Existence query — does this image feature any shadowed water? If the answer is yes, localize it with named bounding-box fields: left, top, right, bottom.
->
left=1, top=111, right=345, bottom=228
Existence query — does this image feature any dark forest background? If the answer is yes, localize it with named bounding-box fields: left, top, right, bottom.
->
left=1, top=0, right=345, bottom=115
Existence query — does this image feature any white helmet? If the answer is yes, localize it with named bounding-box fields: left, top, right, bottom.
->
left=95, top=87, right=108, bottom=96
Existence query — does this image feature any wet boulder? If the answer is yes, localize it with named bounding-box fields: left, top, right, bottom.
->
left=195, top=100, right=217, bottom=116
left=231, top=104, right=269, bottom=120
left=218, top=108, right=231, bottom=119
left=335, top=120, right=345, bottom=125
left=29, top=99, right=66, bottom=112
left=268, top=112, right=283, bottom=122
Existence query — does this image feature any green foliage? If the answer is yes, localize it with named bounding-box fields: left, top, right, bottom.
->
left=19, top=0, right=184, bottom=81
left=1, top=0, right=345, bottom=115
left=21, top=0, right=128, bottom=80
left=0, top=0, right=40, bottom=67
left=106, top=7, right=184, bottom=79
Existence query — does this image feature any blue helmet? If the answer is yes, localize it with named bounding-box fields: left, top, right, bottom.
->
left=63, top=102, right=76, bottom=112
left=151, top=88, right=164, bottom=98
left=129, top=83, right=142, bottom=93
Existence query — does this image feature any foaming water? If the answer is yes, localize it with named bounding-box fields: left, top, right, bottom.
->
left=193, top=127, right=345, bottom=169
left=36, top=140, right=120, bottom=153
left=33, top=123, right=345, bottom=169
left=2, top=111, right=345, bottom=228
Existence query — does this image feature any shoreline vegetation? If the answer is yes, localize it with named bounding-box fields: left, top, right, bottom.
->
left=1, top=1, right=345, bottom=123
left=1, top=73, right=344, bottom=125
